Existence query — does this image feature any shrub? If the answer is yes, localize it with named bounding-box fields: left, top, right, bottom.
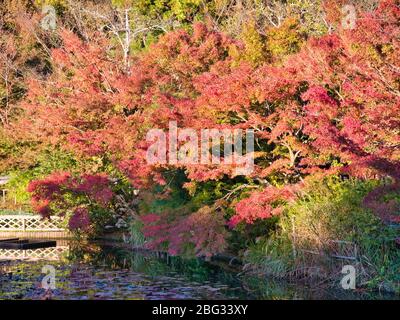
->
left=27, top=171, right=115, bottom=236
left=245, top=177, right=400, bottom=292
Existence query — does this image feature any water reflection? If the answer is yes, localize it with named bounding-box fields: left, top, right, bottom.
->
left=0, top=240, right=69, bottom=261
left=0, top=240, right=397, bottom=300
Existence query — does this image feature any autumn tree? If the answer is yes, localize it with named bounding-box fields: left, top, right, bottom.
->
left=10, top=0, right=400, bottom=255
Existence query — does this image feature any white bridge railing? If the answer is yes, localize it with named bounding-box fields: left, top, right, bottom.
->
left=0, top=215, right=65, bottom=231
left=0, top=246, right=69, bottom=261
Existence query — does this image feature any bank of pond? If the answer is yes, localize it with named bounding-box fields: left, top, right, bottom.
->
left=0, top=240, right=397, bottom=300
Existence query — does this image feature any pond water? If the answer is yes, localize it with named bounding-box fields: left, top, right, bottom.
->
left=0, top=241, right=397, bottom=300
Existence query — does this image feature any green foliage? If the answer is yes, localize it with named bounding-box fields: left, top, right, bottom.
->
left=139, top=169, right=191, bottom=215
left=286, top=0, right=328, bottom=35
left=128, top=218, right=146, bottom=248
left=230, top=20, right=269, bottom=66
left=266, top=17, right=306, bottom=60
left=245, top=177, right=400, bottom=291
left=35, top=0, right=67, bottom=12
left=4, top=148, right=78, bottom=208
left=128, top=0, right=203, bottom=21
left=87, top=205, right=115, bottom=236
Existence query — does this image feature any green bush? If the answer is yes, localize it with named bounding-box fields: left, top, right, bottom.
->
left=2, top=148, right=78, bottom=210
left=245, top=177, right=400, bottom=292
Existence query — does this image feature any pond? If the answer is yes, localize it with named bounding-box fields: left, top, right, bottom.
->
left=0, top=240, right=397, bottom=300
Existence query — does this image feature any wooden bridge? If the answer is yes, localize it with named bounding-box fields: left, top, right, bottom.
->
left=0, top=215, right=71, bottom=239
